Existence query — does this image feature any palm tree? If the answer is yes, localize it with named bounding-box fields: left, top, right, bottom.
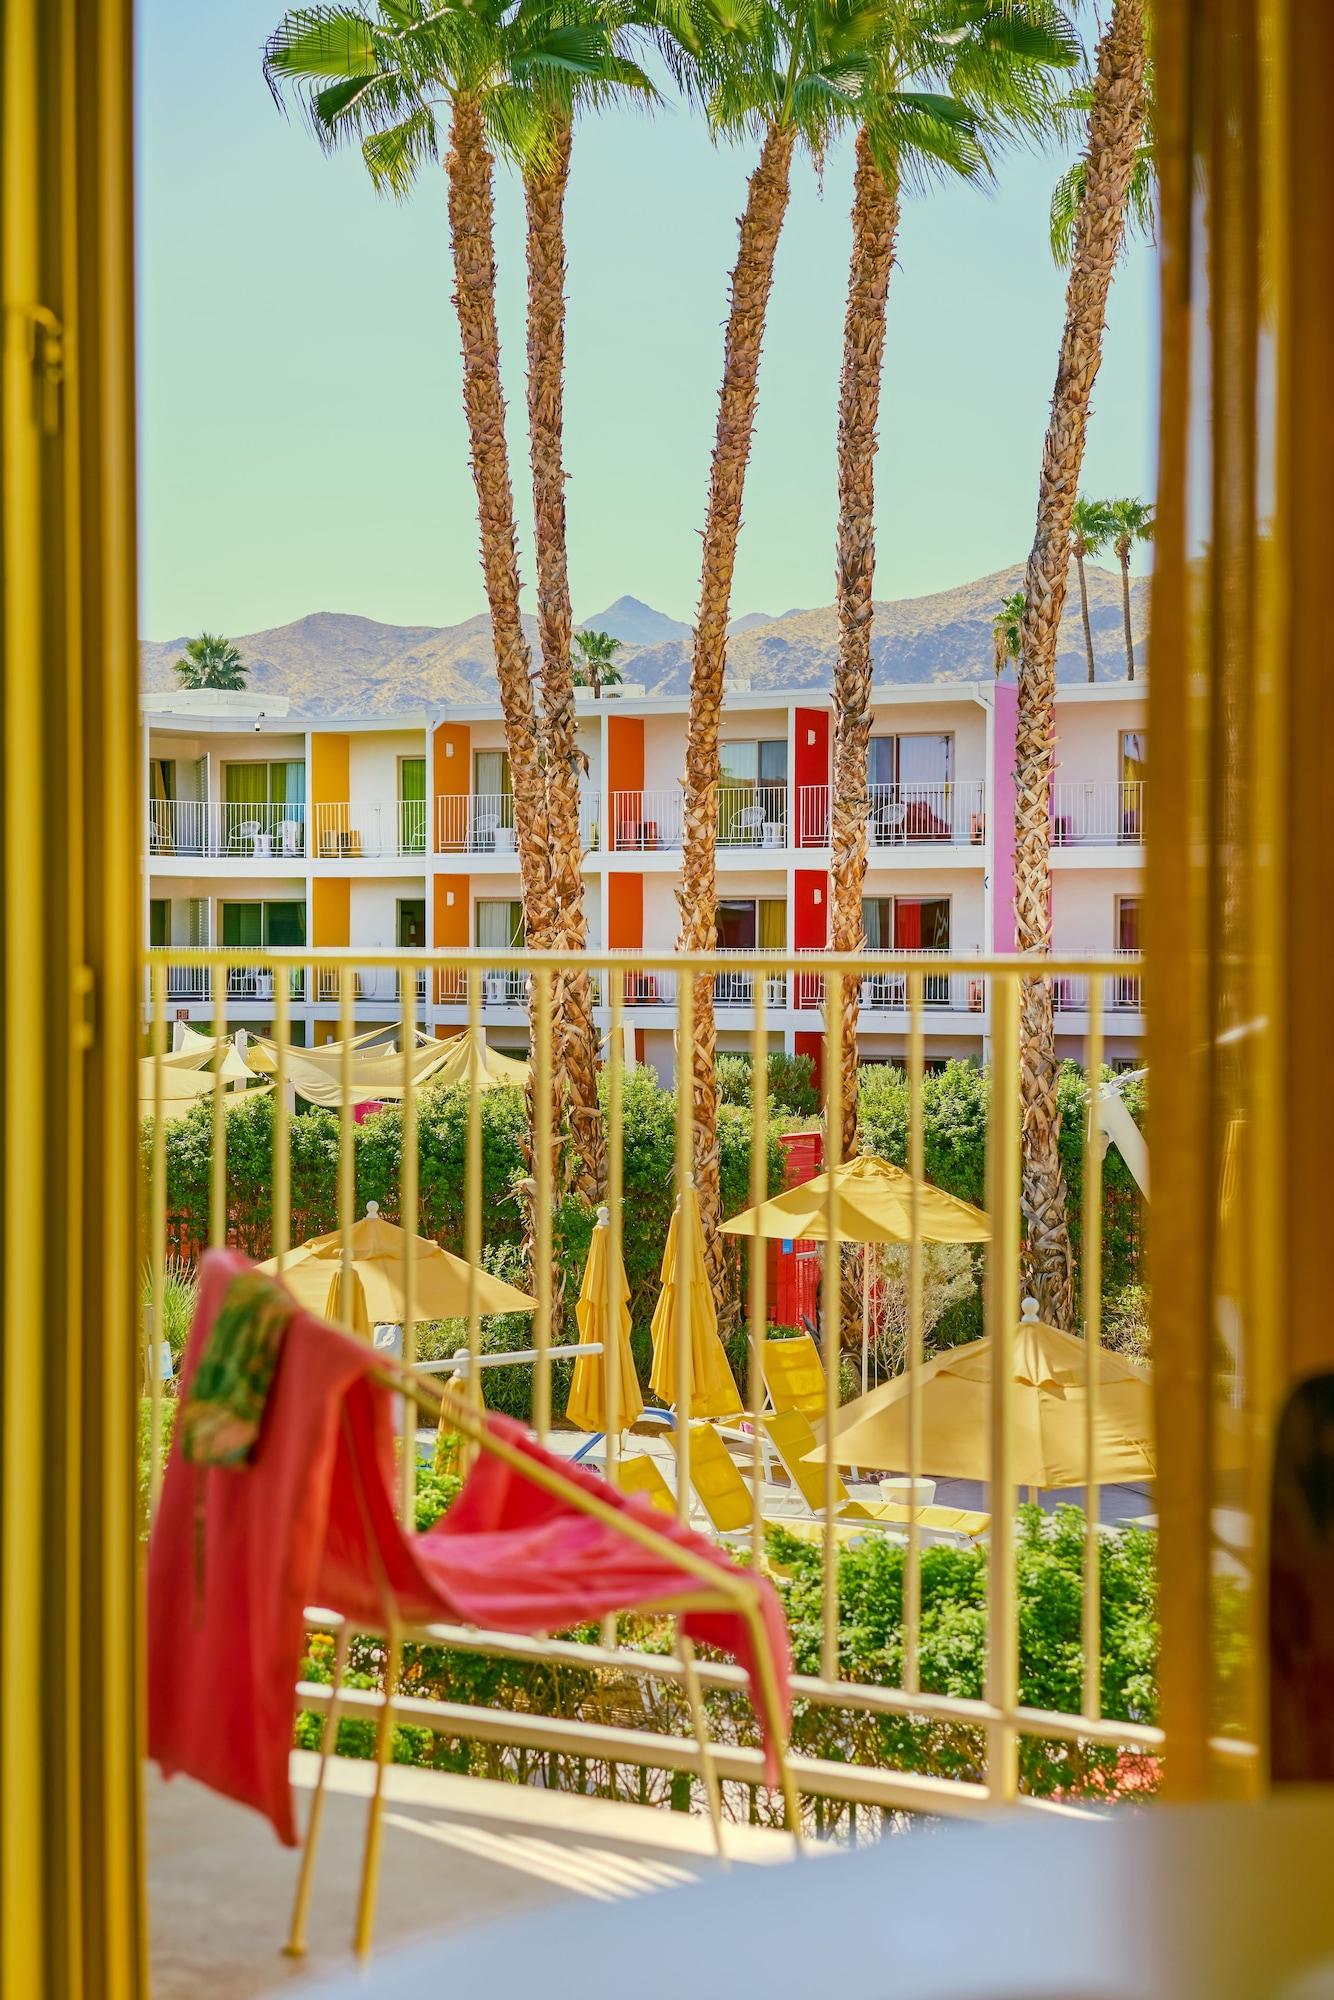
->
left=828, top=2, right=1079, bottom=1170
left=172, top=633, right=247, bottom=691
left=1069, top=495, right=1114, bottom=680
left=1012, top=0, right=1149, bottom=1325
left=264, top=1, right=620, bottom=1203
left=571, top=628, right=625, bottom=697
left=1105, top=495, right=1153, bottom=678
left=992, top=589, right=1025, bottom=677
left=521, top=35, right=651, bottom=1207
left=677, top=0, right=877, bottom=1296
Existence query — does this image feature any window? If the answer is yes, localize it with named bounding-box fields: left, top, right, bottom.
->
left=397, top=898, right=426, bottom=949
left=714, top=898, right=786, bottom=951
left=222, top=760, right=306, bottom=854
left=863, top=895, right=951, bottom=951
left=475, top=899, right=524, bottom=950
left=1116, top=894, right=1141, bottom=952
left=473, top=749, right=511, bottom=797
left=868, top=734, right=954, bottom=840
left=221, top=900, right=305, bottom=948
left=398, top=757, right=426, bottom=854
left=1120, top=732, right=1146, bottom=841
left=719, top=739, right=788, bottom=841
left=150, top=898, right=169, bottom=949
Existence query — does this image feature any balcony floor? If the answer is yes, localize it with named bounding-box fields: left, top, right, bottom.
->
left=149, top=1749, right=795, bottom=1997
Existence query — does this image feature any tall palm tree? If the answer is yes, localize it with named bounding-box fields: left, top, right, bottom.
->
left=992, top=589, right=1025, bottom=677
left=572, top=628, right=625, bottom=696
left=828, top=0, right=1078, bottom=1168
left=263, top=2, right=620, bottom=1196
left=677, top=0, right=877, bottom=1295
left=1105, top=494, right=1153, bottom=678
left=1069, top=494, right=1114, bottom=680
left=172, top=633, right=247, bottom=691
left=521, top=33, right=651, bottom=1206
left=1012, top=0, right=1149, bottom=1325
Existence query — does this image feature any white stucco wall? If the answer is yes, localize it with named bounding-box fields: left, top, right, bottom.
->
left=1051, top=870, right=1140, bottom=952
left=347, top=729, right=427, bottom=805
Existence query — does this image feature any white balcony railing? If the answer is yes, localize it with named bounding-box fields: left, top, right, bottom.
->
left=147, top=800, right=308, bottom=860
left=797, top=782, right=987, bottom=848
left=609, top=788, right=683, bottom=852
left=1051, top=950, right=1144, bottom=1015
left=1051, top=780, right=1146, bottom=846
left=436, top=793, right=603, bottom=857
left=310, top=801, right=427, bottom=860
left=790, top=949, right=986, bottom=1014
left=312, top=968, right=428, bottom=1006
left=148, top=952, right=308, bottom=1004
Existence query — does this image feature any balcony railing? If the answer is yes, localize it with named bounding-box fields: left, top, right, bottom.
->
left=437, top=793, right=602, bottom=856
left=1051, top=781, right=1146, bottom=847
left=314, top=967, right=428, bottom=1005
left=147, top=799, right=308, bottom=860
left=797, top=782, right=987, bottom=849
left=608, top=786, right=791, bottom=853
left=311, top=800, right=427, bottom=860
left=142, top=942, right=1170, bottom=1886
left=792, top=950, right=986, bottom=1014
left=1051, top=951, right=1144, bottom=1015
left=149, top=953, right=308, bottom=1004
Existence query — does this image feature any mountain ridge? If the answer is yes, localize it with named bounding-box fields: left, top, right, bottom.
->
left=140, top=563, right=1149, bottom=716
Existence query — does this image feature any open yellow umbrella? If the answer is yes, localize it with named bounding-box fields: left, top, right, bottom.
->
left=810, top=1309, right=1156, bottom=1488
left=567, top=1208, right=643, bottom=1433
left=258, top=1200, right=536, bottom=1333
left=721, top=1152, right=989, bottom=1246
left=649, top=1186, right=741, bottom=1420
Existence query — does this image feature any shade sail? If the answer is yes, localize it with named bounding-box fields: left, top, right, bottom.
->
left=810, top=1315, right=1156, bottom=1488
left=429, top=1030, right=529, bottom=1093
left=138, top=1061, right=271, bottom=1123
left=721, top=1152, right=989, bottom=1246
left=567, top=1215, right=643, bottom=1433
left=249, top=1035, right=457, bottom=1109
left=162, top=1030, right=256, bottom=1082
left=258, top=1201, right=536, bottom=1332
left=649, top=1186, right=741, bottom=1420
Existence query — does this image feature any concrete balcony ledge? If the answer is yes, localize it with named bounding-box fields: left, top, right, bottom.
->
left=149, top=1750, right=794, bottom=1998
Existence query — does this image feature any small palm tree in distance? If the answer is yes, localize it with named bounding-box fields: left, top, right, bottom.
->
left=1070, top=495, right=1115, bottom=681
left=172, top=633, right=247, bottom=691
left=1105, top=496, right=1154, bottom=679
left=572, top=628, right=624, bottom=698
left=992, top=591, right=1025, bottom=678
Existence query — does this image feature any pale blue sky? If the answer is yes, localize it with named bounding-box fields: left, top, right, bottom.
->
left=137, top=0, right=1156, bottom=641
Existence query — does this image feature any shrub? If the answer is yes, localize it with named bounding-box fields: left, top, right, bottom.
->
left=140, top=1254, right=198, bottom=1362
left=716, top=1051, right=819, bottom=1118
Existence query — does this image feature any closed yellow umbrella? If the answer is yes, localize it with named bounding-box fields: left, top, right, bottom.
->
left=721, top=1152, right=989, bottom=1246
left=810, top=1310, right=1155, bottom=1488
left=567, top=1209, right=643, bottom=1433
left=649, top=1186, right=741, bottom=1420
left=258, top=1200, right=536, bottom=1334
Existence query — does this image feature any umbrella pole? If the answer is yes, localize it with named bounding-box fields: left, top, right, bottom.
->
left=861, top=1250, right=871, bottom=1396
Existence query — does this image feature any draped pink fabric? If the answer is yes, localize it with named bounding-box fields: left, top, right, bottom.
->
left=148, top=1251, right=790, bottom=1844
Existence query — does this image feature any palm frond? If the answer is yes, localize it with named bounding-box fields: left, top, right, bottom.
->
left=362, top=103, right=440, bottom=193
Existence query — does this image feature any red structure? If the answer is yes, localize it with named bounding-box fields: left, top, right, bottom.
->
left=766, top=1130, right=823, bottom=1328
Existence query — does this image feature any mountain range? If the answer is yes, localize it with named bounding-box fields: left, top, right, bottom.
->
left=140, top=564, right=1148, bottom=717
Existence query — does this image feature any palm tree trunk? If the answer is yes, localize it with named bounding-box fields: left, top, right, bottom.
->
left=831, top=133, right=899, bottom=1333
left=1014, top=0, right=1147, bottom=1327
left=679, top=118, right=796, bottom=1298
left=1118, top=545, right=1136, bottom=678
left=445, top=94, right=561, bottom=1229
left=1076, top=548, right=1097, bottom=681
left=524, top=112, right=604, bottom=1205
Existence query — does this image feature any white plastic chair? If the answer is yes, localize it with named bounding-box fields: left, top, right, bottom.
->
left=728, top=802, right=766, bottom=845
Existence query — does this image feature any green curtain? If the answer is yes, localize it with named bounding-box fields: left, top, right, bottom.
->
left=149, top=899, right=169, bottom=949
left=224, top=763, right=268, bottom=808
left=400, top=756, right=426, bottom=853
left=221, top=902, right=262, bottom=948
left=271, top=761, right=305, bottom=809
left=399, top=757, right=425, bottom=803
left=264, top=901, right=306, bottom=947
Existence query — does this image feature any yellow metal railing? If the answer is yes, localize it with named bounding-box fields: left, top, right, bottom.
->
left=141, top=945, right=1171, bottom=1827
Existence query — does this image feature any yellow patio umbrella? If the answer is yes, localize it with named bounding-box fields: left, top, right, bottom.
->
left=567, top=1207, right=643, bottom=1433
left=649, top=1186, right=741, bottom=1420
left=258, top=1200, right=536, bottom=1334
left=722, top=1152, right=989, bottom=1392
left=721, top=1152, right=989, bottom=1246
left=809, top=1308, right=1156, bottom=1489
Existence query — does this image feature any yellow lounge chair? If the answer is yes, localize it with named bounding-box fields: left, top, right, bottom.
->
left=762, top=1410, right=988, bottom=1540
left=761, top=1333, right=826, bottom=1420
left=687, top=1422, right=758, bottom=1535
left=612, top=1453, right=676, bottom=1515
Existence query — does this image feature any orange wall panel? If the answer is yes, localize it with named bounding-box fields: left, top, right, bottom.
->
left=311, top=876, right=349, bottom=947
left=608, top=717, right=645, bottom=849
left=608, top=872, right=644, bottom=949
left=434, top=723, right=470, bottom=798
left=434, top=874, right=470, bottom=948
left=310, top=731, right=349, bottom=804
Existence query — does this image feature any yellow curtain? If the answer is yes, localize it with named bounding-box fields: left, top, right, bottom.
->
left=758, top=898, right=787, bottom=950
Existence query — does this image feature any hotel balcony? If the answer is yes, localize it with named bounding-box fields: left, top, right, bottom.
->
left=1050, top=781, right=1146, bottom=850
left=437, top=792, right=601, bottom=857
left=148, top=799, right=309, bottom=861
left=796, top=782, right=988, bottom=851
left=310, top=800, right=428, bottom=862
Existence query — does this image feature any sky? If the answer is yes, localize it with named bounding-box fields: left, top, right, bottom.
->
left=136, top=0, right=1157, bottom=642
